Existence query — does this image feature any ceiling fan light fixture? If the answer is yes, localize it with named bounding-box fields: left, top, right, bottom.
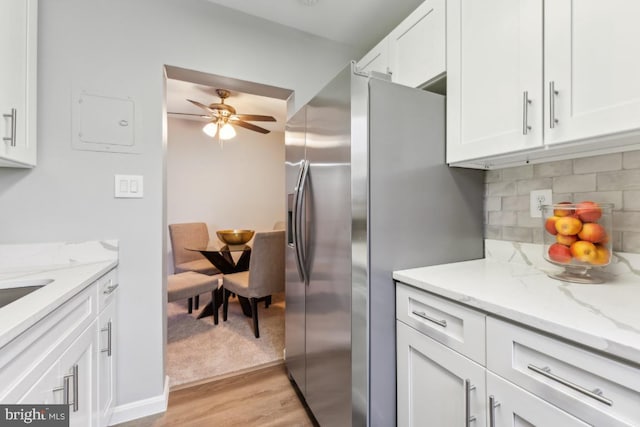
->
left=219, top=122, right=236, bottom=140
left=202, top=122, right=218, bottom=137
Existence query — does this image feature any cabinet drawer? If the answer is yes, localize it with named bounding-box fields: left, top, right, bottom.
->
left=396, top=282, right=485, bottom=364
left=487, top=317, right=640, bottom=427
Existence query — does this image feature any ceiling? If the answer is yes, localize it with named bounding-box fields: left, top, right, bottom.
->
left=168, top=0, right=424, bottom=135
left=205, top=0, right=424, bottom=51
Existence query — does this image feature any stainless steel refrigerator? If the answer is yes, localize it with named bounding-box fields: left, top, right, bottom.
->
left=285, top=62, right=484, bottom=426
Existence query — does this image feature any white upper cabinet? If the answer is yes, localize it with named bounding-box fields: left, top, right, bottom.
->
left=447, top=0, right=640, bottom=167
left=388, top=0, right=445, bottom=88
left=0, top=0, right=37, bottom=168
left=356, top=37, right=390, bottom=76
left=356, top=0, right=445, bottom=88
left=544, top=1, right=640, bottom=146
left=447, top=0, right=543, bottom=164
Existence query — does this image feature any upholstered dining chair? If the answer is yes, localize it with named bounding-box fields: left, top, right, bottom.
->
left=222, top=230, right=285, bottom=338
left=168, top=222, right=220, bottom=312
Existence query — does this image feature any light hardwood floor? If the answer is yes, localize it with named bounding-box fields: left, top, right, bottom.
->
left=114, top=363, right=316, bottom=427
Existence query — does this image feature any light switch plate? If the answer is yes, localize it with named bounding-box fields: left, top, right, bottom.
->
left=530, top=189, right=552, bottom=218
left=114, top=175, right=144, bottom=198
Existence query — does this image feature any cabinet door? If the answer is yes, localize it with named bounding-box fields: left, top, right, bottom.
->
left=397, top=321, right=486, bottom=427
left=0, top=0, right=37, bottom=167
left=98, top=298, right=117, bottom=426
left=18, top=360, right=62, bottom=405
left=544, top=0, right=640, bottom=145
left=487, top=372, right=590, bottom=427
left=58, top=324, right=98, bottom=427
left=389, top=0, right=445, bottom=88
left=356, top=37, right=389, bottom=76
left=447, top=0, right=543, bottom=164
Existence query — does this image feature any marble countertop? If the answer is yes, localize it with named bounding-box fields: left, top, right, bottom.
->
left=0, top=240, right=118, bottom=349
left=393, top=240, right=640, bottom=365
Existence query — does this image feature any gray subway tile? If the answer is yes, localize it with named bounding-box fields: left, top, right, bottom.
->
left=553, top=174, right=596, bottom=193
left=598, top=169, right=640, bottom=191
left=485, top=169, right=502, bottom=183
left=623, top=190, right=640, bottom=211
left=532, top=228, right=545, bottom=244
left=517, top=211, right=542, bottom=228
left=484, top=225, right=502, bottom=239
left=516, top=178, right=553, bottom=194
left=623, top=150, right=640, bottom=170
left=612, top=211, right=640, bottom=232
left=533, top=160, right=574, bottom=177
left=622, top=231, right=640, bottom=253
left=487, top=181, right=517, bottom=197
left=485, top=196, right=502, bottom=212
left=489, top=211, right=517, bottom=226
left=552, top=193, right=573, bottom=204
left=573, top=153, right=622, bottom=174
left=502, top=195, right=529, bottom=211
left=502, top=165, right=534, bottom=181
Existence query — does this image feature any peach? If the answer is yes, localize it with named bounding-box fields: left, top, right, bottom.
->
left=556, top=234, right=578, bottom=246
left=554, top=202, right=575, bottom=217
left=545, top=216, right=559, bottom=235
left=555, top=216, right=582, bottom=236
left=591, top=245, right=611, bottom=265
left=578, top=223, right=606, bottom=243
left=548, top=243, right=572, bottom=263
left=570, top=241, right=598, bottom=263
left=576, top=201, right=602, bottom=223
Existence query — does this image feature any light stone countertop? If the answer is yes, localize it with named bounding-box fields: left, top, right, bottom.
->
left=0, top=240, right=118, bottom=349
left=393, top=239, right=640, bottom=365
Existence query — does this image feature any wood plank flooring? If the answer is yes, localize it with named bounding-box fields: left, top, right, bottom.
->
left=114, top=363, right=316, bottom=427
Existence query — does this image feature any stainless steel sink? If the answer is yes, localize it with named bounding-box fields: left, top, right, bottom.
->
left=0, top=279, right=54, bottom=309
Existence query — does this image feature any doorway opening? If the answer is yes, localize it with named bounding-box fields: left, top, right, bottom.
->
left=163, top=65, right=292, bottom=389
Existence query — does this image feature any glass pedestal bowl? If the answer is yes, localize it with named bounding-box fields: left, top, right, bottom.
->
left=541, top=202, right=613, bottom=284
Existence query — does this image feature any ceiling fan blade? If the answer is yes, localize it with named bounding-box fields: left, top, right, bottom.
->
left=232, top=114, right=276, bottom=122
left=168, top=112, right=211, bottom=119
left=232, top=120, right=271, bottom=134
left=187, top=99, right=218, bottom=114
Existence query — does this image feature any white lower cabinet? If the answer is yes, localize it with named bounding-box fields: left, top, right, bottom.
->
left=396, top=282, right=640, bottom=427
left=487, top=372, right=589, bottom=427
left=397, top=321, right=486, bottom=427
left=0, top=268, right=118, bottom=426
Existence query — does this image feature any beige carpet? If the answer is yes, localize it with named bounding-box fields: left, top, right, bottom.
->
left=166, top=291, right=285, bottom=388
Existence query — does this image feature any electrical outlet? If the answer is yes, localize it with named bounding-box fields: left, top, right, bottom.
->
left=530, top=189, right=552, bottom=218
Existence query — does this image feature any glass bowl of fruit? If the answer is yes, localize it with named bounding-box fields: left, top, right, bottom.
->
left=542, top=201, right=613, bottom=284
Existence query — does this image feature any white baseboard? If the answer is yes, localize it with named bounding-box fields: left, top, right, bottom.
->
left=108, top=375, right=170, bottom=425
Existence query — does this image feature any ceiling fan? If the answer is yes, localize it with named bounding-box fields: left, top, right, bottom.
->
left=172, top=89, right=276, bottom=140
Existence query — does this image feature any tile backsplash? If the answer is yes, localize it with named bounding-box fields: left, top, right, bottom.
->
left=484, top=150, right=640, bottom=253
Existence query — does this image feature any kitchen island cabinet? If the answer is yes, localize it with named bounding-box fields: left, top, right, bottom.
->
left=0, top=0, right=37, bottom=168
left=394, top=240, right=640, bottom=427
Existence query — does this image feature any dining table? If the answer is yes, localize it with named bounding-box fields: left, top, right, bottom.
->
left=186, top=242, right=253, bottom=318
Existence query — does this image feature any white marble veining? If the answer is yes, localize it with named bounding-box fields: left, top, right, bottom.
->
left=393, top=239, right=640, bottom=365
left=0, top=240, right=118, bottom=348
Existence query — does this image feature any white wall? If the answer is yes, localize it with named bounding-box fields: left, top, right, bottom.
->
left=0, top=0, right=359, bottom=419
left=167, top=117, right=286, bottom=272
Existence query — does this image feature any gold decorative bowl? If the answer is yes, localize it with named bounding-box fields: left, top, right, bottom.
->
left=216, top=229, right=255, bottom=245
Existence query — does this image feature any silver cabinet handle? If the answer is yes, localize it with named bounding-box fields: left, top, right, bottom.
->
left=291, top=161, right=306, bottom=282
left=101, top=320, right=113, bottom=356
left=465, top=379, right=476, bottom=426
left=549, top=81, right=559, bottom=129
left=103, top=283, right=119, bottom=294
left=296, top=160, right=310, bottom=285
left=488, top=395, right=500, bottom=427
left=522, top=91, right=532, bottom=135
left=53, top=364, right=79, bottom=412
left=527, top=364, right=613, bottom=406
left=3, top=108, right=17, bottom=146
left=411, top=310, right=447, bottom=327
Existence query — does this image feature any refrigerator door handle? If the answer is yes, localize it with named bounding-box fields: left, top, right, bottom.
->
left=295, top=160, right=310, bottom=284
left=292, top=161, right=306, bottom=282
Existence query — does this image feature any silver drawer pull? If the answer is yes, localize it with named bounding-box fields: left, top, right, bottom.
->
left=411, top=310, right=447, bottom=327
left=527, top=364, right=613, bottom=406
left=488, top=395, right=500, bottom=427
left=522, top=91, right=532, bottom=135
left=101, top=320, right=112, bottom=356
left=465, top=379, right=476, bottom=426
left=103, top=283, right=119, bottom=294
left=549, top=81, right=559, bottom=128
left=3, top=108, right=17, bottom=146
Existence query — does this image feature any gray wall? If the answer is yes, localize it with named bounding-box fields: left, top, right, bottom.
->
left=484, top=150, right=640, bottom=253
left=0, top=0, right=359, bottom=416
